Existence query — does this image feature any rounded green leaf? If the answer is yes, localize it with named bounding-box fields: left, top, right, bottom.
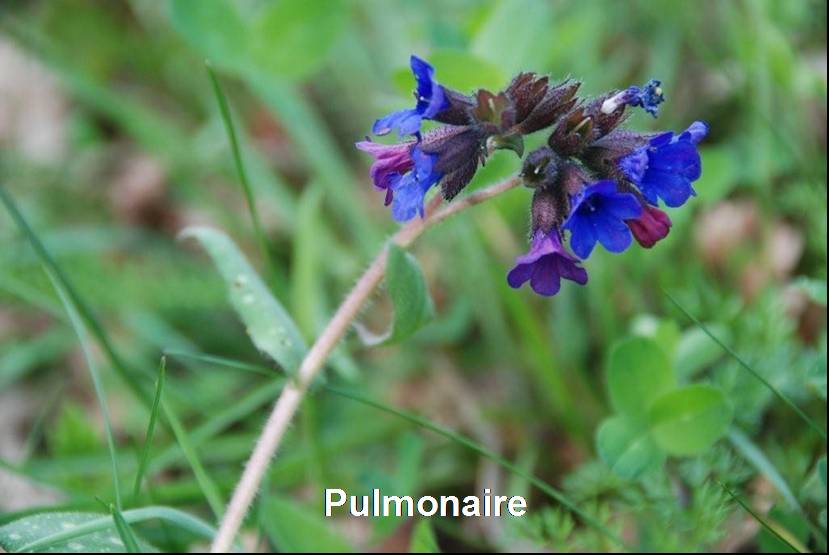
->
left=607, top=337, right=674, bottom=419
left=630, top=315, right=681, bottom=358
left=596, top=415, right=665, bottom=480
left=648, top=384, right=733, bottom=456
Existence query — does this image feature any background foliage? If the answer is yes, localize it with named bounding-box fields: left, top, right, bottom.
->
left=0, top=0, right=826, bottom=552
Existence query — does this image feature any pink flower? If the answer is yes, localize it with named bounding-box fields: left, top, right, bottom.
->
left=356, top=139, right=415, bottom=205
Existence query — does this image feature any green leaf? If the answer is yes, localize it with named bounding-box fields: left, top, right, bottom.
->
left=180, top=226, right=306, bottom=372
left=49, top=272, right=123, bottom=507
left=607, top=337, right=674, bottom=420
left=596, top=415, right=665, bottom=480
left=665, top=291, right=826, bottom=441
left=360, top=245, right=434, bottom=346
left=0, top=512, right=156, bottom=553
left=648, top=385, right=733, bottom=456
left=719, top=483, right=805, bottom=554
left=675, top=324, right=731, bottom=379
left=110, top=506, right=140, bottom=553
left=728, top=428, right=801, bottom=511
left=250, top=0, right=347, bottom=79
left=291, top=184, right=325, bottom=337
left=207, top=64, right=277, bottom=286
left=168, top=0, right=249, bottom=71
left=410, top=519, right=440, bottom=553
left=630, top=315, right=681, bottom=359
left=262, top=496, right=352, bottom=553
left=757, top=506, right=810, bottom=553
left=0, top=186, right=225, bottom=518
left=133, top=357, right=166, bottom=500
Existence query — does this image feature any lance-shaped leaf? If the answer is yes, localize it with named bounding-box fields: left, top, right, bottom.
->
left=180, top=226, right=306, bottom=372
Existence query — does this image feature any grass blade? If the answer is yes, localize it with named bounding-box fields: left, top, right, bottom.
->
left=162, top=348, right=274, bottom=376
left=161, top=399, right=226, bottom=517
left=665, top=291, right=826, bottom=441
left=47, top=271, right=123, bottom=509
left=133, top=357, right=167, bottom=500
left=0, top=184, right=146, bottom=401
left=728, top=428, right=801, bottom=511
left=1, top=185, right=224, bottom=520
left=207, top=63, right=278, bottom=284
left=323, top=386, right=629, bottom=551
left=718, top=481, right=805, bottom=553
left=111, top=505, right=141, bottom=553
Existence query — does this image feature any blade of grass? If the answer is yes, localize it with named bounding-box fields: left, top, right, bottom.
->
left=162, top=348, right=274, bottom=376
left=133, top=357, right=167, bottom=501
left=323, top=385, right=629, bottom=551
left=161, top=398, right=225, bottom=517
left=47, top=271, right=123, bottom=509
left=718, top=481, right=805, bottom=553
left=151, top=379, right=284, bottom=473
left=728, top=428, right=801, bottom=511
left=664, top=291, right=826, bottom=441
left=111, top=505, right=141, bottom=553
left=207, top=63, right=279, bottom=286
left=14, top=506, right=218, bottom=553
left=0, top=184, right=146, bottom=399
left=0, top=184, right=225, bottom=519
left=21, top=382, right=66, bottom=463
left=245, top=73, right=381, bottom=256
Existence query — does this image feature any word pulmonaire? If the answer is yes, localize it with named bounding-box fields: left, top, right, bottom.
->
left=324, top=488, right=528, bottom=518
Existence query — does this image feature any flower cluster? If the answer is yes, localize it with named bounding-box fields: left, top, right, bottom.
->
left=359, top=56, right=707, bottom=297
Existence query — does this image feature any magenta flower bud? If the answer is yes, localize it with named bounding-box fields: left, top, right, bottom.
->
left=626, top=204, right=672, bottom=248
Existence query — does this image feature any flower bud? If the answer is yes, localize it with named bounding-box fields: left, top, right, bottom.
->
left=547, top=108, right=594, bottom=156
left=627, top=205, right=672, bottom=248
left=432, top=88, right=476, bottom=126
left=505, top=74, right=581, bottom=135
left=531, top=182, right=569, bottom=233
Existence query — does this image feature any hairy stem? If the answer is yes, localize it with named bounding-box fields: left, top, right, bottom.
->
left=210, top=176, right=520, bottom=552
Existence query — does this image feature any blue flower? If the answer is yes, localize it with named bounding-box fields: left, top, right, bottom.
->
left=373, top=56, right=448, bottom=139
left=507, top=229, right=588, bottom=296
left=563, top=180, right=642, bottom=259
left=601, top=79, right=665, bottom=117
left=389, top=147, right=442, bottom=222
left=619, top=121, right=709, bottom=208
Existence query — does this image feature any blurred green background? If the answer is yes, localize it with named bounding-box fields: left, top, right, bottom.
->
left=0, top=0, right=825, bottom=552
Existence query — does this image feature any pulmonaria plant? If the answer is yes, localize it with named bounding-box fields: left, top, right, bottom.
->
left=358, top=55, right=708, bottom=296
